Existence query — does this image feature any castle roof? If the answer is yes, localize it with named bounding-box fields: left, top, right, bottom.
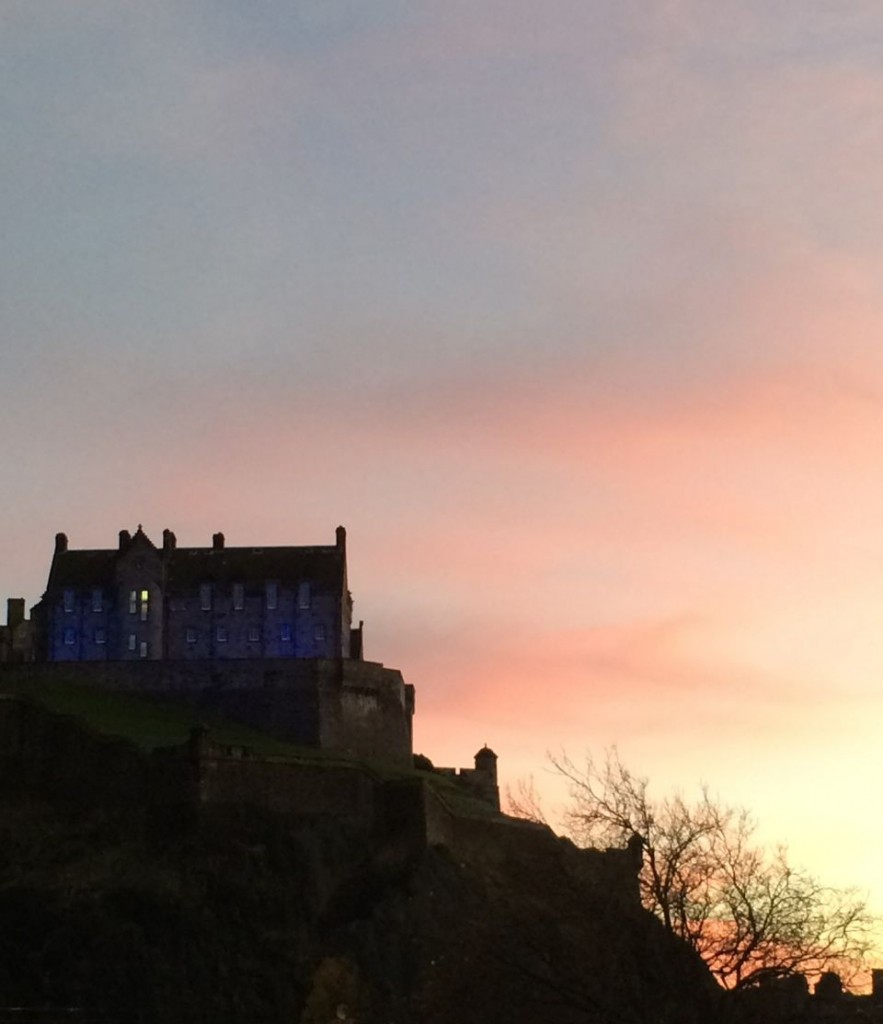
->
left=165, top=546, right=343, bottom=588
left=45, top=532, right=346, bottom=592
left=48, top=550, right=119, bottom=588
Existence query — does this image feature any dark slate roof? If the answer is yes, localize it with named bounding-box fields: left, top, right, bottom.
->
left=46, top=545, right=344, bottom=591
left=47, top=550, right=120, bottom=588
left=166, top=546, right=343, bottom=589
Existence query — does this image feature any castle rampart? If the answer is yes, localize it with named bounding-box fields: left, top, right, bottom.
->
left=0, top=657, right=414, bottom=764
left=0, top=696, right=642, bottom=910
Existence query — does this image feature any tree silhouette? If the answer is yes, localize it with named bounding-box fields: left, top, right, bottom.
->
left=512, top=749, right=874, bottom=989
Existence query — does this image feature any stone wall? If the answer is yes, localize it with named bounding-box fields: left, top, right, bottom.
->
left=0, top=598, right=34, bottom=663
left=0, top=695, right=641, bottom=912
left=0, top=656, right=414, bottom=763
left=188, top=735, right=378, bottom=827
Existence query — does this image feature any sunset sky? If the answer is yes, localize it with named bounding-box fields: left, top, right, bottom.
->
left=4, top=1, right=883, bottom=936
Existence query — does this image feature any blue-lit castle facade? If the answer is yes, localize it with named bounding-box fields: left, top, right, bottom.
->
left=35, top=525, right=363, bottom=664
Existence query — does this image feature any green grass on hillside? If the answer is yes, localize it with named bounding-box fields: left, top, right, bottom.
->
left=0, top=675, right=318, bottom=759
left=0, top=672, right=502, bottom=816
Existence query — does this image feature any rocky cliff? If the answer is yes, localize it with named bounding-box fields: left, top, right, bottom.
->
left=0, top=696, right=721, bottom=1023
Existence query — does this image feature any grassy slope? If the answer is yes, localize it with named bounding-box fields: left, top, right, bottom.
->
left=0, top=670, right=498, bottom=816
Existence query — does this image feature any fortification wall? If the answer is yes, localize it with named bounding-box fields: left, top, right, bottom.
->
left=191, top=755, right=377, bottom=827
left=0, top=657, right=413, bottom=763
left=415, top=781, right=642, bottom=909
left=332, top=662, right=414, bottom=762
left=0, top=695, right=641, bottom=910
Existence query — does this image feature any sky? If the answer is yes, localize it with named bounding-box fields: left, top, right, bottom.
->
left=4, top=0, right=883, bottom=948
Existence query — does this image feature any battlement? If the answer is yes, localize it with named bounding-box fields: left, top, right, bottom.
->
left=435, top=745, right=500, bottom=809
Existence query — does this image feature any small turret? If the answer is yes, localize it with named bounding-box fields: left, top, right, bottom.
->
left=474, top=745, right=498, bottom=780
left=6, top=598, right=24, bottom=629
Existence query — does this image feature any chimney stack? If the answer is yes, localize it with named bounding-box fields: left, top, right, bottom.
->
left=119, top=529, right=131, bottom=549
left=54, top=532, right=68, bottom=554
left=162, top=529, right=177, bottom=553
left=212, top=532, right=225, bottom=551
left=336, top=525, right=346, bottom=552
left=6, top=598, right=24, bottom=629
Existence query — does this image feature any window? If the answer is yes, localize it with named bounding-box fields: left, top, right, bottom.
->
left=314, top=623, right=326, bottom=642
left=94, top=628, right=106, bottom=645
left=297, top=582, right=311, bottom=609
left=91, top=589, right=103, bottom=613
left=128, top=633, right=137, bottom=651
left=248, top=626, right=261, bottom=643
left=139, top=641, right=148, bottom=659
left=129, top=589, right=137, bottom=615
left=200, top=584, right=212, bottom=611
left=280, top=623, right=292, bottom=643
left=140, top=589, right=149, bottom=622
left=63, top=627, right=76, bottom=646
left=186, top=628, right=197, bottom=645
left=216, top=625, right=227, bottom=643
left=232, top=583, right=244, bottom=611
left=63, top=589, right=75, bottom=613
left=266, top=582, right=278, bottom=611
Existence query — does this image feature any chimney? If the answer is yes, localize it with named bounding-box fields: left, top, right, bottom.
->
left=162, top=529, right=177, bottom=553
left=212, top=532, right=225, bottom=551
left=336, top=525, right=346, bottom=552
left=54, top=532, right=68, bottom=554
left=6, top=598, right=24, bottom=629
left=119, top=529, right=131, bottom=550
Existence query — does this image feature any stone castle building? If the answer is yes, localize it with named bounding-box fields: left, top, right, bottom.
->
left=1, top=525, right=500, bottom=803
left=34, top=525, right=361, bottom=664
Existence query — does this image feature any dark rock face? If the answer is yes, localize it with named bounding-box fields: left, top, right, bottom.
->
left=0, top=702, right=721, bottom=1023
left=0, top=773, right=721, bottom=1024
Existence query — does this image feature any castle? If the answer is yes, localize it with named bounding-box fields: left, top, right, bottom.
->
left=34, top=524, right=360, bottom=663
left=0, top=525, right=499, bottom=806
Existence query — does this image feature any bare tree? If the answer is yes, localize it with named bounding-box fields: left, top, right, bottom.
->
left=546, top=749, right=874, bottom=989
left=505, top=775, right=548, bottom=825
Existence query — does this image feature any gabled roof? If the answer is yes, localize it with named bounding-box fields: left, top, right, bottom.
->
left=44, top=531, right=346, bottom=593
left=165, top=546, right=343, bottom=589
left=47, top=550, right=119, bottom=589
